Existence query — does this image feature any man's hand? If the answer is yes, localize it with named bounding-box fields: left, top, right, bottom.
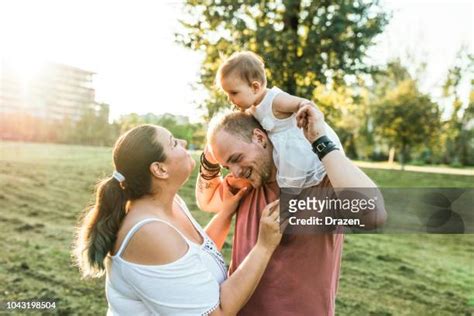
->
left=297, top=98, right=313, bottom=110
left=295, top=103, right=326, bottom=143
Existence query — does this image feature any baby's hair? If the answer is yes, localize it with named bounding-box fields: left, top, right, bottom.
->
left=216, top=51, right=267, bottom=88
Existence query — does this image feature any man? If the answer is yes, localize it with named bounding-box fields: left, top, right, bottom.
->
left=196, top=104, right=386, bottom=315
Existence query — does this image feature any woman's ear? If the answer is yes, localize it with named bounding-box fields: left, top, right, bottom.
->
left=150, top=162, right=169, bottom=180
left=252, top=128, right=267, bottom=149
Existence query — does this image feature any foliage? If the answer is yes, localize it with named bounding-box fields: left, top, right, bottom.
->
left=310, top=81, right=368, bottom=158
left=439, top=49, right=474, bottom=166
left=177, top=0, right=389, bottom=118
left=117, top=113, right=206, bottom=149
left=0, top=110, right=206, bottom=149
left=354, top=52, right=474, bottom=167
left=371, top=59, right=412, bottom=98
left=372, top=74, right=441, bottom=168
left=0, top=104, right=117, bottom=146
left=73, top=103, right=118, bottom=146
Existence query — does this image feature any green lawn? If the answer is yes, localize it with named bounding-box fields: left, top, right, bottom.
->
left=0, top=142, right=473, bottom=315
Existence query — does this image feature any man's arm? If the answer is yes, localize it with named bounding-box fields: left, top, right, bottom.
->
left=321, top=150, right=376, bottom=188
left=196, top=174, right=224, bottom=213
left=296, top=103, right=387, bottom=228
left=204, top=210, right=233, bottom=250
left=195, top=145, right=226, bottom=213
left=296, top=103, right=378, bottom=189
left=196, top=147, right=249, bottom=213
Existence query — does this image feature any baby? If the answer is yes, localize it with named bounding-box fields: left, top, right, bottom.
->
left=216, top=51, right=343, bottom=191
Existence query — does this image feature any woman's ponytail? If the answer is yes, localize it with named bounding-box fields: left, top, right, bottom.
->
left=73, top=124, right=165, bottom=278
left=74, top=177, right=128, bottom=278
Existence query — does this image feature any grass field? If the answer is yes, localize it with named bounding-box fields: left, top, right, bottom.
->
left=0, top=141, right=473, bottom=315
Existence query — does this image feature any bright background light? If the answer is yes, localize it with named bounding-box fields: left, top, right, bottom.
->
left=0, top=0, right=472, bottom=122
left=369, top=0, right=473, bottom=109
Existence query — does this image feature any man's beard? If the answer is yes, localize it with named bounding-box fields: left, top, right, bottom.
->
left=254, top=153, right=273, bottom=187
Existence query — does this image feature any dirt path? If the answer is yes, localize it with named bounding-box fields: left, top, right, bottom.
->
left=354, top=161, right=474, bottom=176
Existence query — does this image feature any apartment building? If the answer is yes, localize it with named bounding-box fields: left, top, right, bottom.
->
left=0, top=61, right=100, bottom=122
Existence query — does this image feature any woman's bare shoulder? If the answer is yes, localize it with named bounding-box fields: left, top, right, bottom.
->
left=120, top=219, right=189, bottom=265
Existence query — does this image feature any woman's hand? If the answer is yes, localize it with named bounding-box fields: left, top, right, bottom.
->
left=211, top=199, right=284, bottom=315
left=256, top=200, right=283, bottom=252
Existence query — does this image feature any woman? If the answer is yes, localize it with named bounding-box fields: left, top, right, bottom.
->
left=73, top=124, right=283, bottom=315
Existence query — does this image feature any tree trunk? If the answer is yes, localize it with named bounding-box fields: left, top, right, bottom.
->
left=388, top=147, right=395, bottom=164
left=399, top=144, right=409, bottom=171
left=282, top=0, right=301, bottom=95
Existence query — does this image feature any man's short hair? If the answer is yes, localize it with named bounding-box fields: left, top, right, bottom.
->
left=207, top=111, right=265, bottom=144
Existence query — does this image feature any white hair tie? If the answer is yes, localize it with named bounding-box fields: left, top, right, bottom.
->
left=112, top=171, right=125, bottom=183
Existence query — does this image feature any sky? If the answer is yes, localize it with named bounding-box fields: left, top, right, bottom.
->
left=368, top=0, right=473, bottom=108
left=0, top=0, right=472, bottom=123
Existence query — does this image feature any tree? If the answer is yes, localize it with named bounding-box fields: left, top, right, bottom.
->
left=373, top=79, right=441, bottom=168
left=440, top=49, right=474, bottom=166
left=310, top=82, right=366, bottom=158
left=367, top=59, right=413, bottom=162
left=177, top=0, right=389, bottom=118
left=371, top=59, right=412, bottom=97
left=459, top=83, right=474, bottom=165
left=116, top=113, right=207, bottom=149
left=74, top=103, right=116, bottom=146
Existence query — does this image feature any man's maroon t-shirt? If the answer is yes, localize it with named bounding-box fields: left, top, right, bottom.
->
left=228, top=177, right=344, bottom=316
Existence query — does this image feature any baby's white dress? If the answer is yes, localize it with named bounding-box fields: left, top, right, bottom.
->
left=248, top=86, right=343, bottom=190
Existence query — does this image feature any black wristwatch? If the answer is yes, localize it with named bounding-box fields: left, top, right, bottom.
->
left=311, top=136, right=339, bottom=160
